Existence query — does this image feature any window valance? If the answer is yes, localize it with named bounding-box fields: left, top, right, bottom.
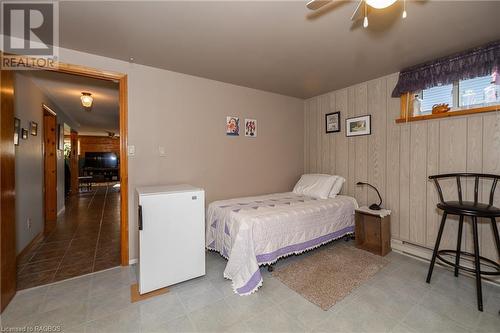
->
left=391, top=40, right=500, bottom=98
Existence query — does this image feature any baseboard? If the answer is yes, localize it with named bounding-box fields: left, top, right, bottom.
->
left=391, top=238, right=499, bottom=285
left=57, top=206, right=65, bottom=216
left=129, top=258, right=138, bottom=265
left=17, top=232, right=43, bottom=262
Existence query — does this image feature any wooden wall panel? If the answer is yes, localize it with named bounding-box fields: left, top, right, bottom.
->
left=303, top=73, right=499, bottom=262
left=367, top=79, right=387, bottom=209
left=335, top=89, right=349, bottom=194
left=386, top=74, right=401, bottom=237
left=79, top=135, right=120, bottom=157
left=439, top=118, right=467, bottom=250
left=481, top=113, right=500, bottom=261
left=409, top=122, right=427, bottom=244
left=354, top=83, right=368, bottom=206
left=465, top=116, right=483, bottom=253
left=426, top=120, right=440, bottom=248
left=399, top=124, right=411, bottom=241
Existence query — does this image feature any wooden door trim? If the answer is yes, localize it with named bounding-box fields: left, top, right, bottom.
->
left=43, top=109, right=57, bottom=235
left=0, top=68, right=17, bottom=312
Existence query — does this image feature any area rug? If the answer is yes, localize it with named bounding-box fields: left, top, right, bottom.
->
left=272, top=243, right=388, bottom=310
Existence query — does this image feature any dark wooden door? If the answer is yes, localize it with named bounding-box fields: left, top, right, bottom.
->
left=70, top=130, right=79, bottom=195
left=43, top=110, right=57, bottom=234
left=0, top=68, right=17, bottom=312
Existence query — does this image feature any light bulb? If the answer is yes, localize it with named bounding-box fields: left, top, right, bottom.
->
left=363, top=16, right=369, bottom=28
left=366, top=0, right=397, bottom=9
left=402, top=10, right=407, bottom=18
left=80, top=92, right=93, bottom=108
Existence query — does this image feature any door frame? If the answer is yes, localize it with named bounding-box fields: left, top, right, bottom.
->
left=42, top=105, right=58, bottom=235
left=0, top=55, right=129, bottom=312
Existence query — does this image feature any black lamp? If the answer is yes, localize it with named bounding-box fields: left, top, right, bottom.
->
left=356, top=182, right=383, bottom=210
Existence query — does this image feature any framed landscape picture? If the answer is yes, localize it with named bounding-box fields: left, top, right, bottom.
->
left=325, top=112, right=340, bottom=133
left=346, top=115, right=371, bottom=137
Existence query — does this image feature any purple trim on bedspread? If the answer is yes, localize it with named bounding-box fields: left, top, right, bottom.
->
left=255, top=225, right=354, bottom=264
left=236, top=270, right=263, bottom=295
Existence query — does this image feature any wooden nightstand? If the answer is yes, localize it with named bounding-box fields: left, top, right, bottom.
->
left=355, top=207, right=391, bottom=256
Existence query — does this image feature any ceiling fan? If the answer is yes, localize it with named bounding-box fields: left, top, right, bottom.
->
left=306, top=0, right=407, bottom=27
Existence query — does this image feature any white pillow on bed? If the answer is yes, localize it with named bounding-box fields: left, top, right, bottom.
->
left=293, top=174, right=337, bottom=199
left=329, top=176, right=346, bottom=198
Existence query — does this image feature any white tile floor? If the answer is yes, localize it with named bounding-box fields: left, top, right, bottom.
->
left=1, top=241, right=499, bottom=333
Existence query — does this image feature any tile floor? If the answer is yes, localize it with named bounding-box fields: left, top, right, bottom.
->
left=17, top=184, right=121, bottom=290
left=2, top=241, right=499, bottom=332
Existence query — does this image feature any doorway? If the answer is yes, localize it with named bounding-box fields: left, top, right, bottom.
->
left=0, top=57, right=129, bottom=312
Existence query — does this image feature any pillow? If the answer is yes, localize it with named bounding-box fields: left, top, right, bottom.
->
left=329, top=176, right=346, bottom=198
left=293, top=174, right=337, bottom=199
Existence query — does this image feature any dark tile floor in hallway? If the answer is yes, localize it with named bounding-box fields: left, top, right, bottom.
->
left=17, top=184, right=121, bottom=290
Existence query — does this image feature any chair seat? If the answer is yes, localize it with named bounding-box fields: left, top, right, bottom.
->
left=438, top=201, right=500, bottom=217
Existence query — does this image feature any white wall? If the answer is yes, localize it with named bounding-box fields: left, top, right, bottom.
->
left=55, top=47, right=304, bottom=261
left=14, top=73, right=77, bottom=254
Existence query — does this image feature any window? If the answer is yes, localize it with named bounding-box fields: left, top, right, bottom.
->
left=459, top=75, right=500, bottom=107
left=415, top=71, right=500, bottom=114
left=419, top=84, right=453, bottom=113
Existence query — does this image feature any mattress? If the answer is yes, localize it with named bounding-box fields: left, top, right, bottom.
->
left=206, top=192, right=358, bottom=295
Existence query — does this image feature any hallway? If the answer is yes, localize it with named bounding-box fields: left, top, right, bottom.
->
left=17, top=185, right=121, bottom=290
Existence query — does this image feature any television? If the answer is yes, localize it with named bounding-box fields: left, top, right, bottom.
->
left=84, top=152, right=119, bottom=168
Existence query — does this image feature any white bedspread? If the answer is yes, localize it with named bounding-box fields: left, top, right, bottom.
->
left=206, top=192, right=357, bottom=295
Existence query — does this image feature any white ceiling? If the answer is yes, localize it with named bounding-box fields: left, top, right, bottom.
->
left=57, top=1, right=500, bottom=98
left=21, top=71, right=119, bottom=135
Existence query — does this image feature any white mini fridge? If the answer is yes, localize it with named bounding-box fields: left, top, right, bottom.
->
left=136, top=184, right=205, bottom=294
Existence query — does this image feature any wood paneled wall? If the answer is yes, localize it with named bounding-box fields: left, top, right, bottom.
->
left=78, top=135, right=120, bottom=156
left=304, top=73, right=500, bottom=261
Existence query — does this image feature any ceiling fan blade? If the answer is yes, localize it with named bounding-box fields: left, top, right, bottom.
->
left=306, top=0, right=332, bottom=10
left=350, top=0, right=365, bottom=21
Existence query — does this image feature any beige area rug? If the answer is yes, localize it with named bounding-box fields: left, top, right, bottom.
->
left=272, top=243, right=388, bottom=310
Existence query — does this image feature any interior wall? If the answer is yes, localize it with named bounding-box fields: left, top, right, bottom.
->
left=54, top=47, right=305, bottom=262
left=304, top=73, right=500, bottom=262
left=13, top=73, right=77, bottom=254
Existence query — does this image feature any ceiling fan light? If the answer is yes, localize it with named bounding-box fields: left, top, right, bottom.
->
left=365, top=0, right=398, bottom=9
left=80, top=92, right=93, bottom=108
left=402, top=9, right=407, bottom=18
left=363, top=16, right=369, bottom=28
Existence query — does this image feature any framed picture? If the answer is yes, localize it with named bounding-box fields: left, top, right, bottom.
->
left=325, top=112, right=340, bottom=133
left=346, top=115, right=371, bottom=137
left=226, top=116, right=240, bottom=136
left=21, top=128, right=28, bottom=140
left=30, top=121, right=38, bottom=136
left=245, top=119, right=257, bottom=137
left=14, top=117, right=20, bottom=145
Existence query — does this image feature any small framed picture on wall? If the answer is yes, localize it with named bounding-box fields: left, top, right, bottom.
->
left=245, top=119, right=257, bottom=137
left=226, top=116, right=240, bottom=136
left=30, top=121, right=38, bottom=136
left=21, top=128, right=28, bottom=140
left=346, top=115, right=371, bottom=137
left=325, top=112, right=340, bottom=133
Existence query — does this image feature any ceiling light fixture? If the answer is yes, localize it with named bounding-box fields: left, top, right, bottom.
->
left=365, top=0, right=397, bottom=9
left=402, top=0, right=407, bottom=18
left=80, top=92, right=93, bottom=108
left=363, top=1, right=369, bottom=28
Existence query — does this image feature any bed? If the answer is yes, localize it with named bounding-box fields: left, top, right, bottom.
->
left=206, top=191, right=358, bottom=295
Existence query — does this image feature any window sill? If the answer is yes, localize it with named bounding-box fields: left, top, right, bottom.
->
left=395, top=105, right=500, bottom=124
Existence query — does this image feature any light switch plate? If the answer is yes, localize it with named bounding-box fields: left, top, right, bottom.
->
left=128, top=145, right=136, bottom=156
left=158, top=146, right=167, bottom=157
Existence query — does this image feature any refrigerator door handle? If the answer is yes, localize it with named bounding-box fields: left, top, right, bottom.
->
left=138, top=205, right=143, bottom=230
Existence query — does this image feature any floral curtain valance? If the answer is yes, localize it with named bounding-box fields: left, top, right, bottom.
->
left=391, top=40, right=500, bottom=98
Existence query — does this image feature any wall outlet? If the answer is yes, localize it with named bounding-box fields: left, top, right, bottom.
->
left=27, top=218, right=32, bottom=230
left=158, top=146, right=167, bottom=157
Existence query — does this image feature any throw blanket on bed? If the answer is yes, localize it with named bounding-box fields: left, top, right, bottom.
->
left=206, top=192, right=357, bottom=295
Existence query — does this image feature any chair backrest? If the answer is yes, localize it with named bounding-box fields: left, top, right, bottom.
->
left=429, top=173, right=500, bottom=206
